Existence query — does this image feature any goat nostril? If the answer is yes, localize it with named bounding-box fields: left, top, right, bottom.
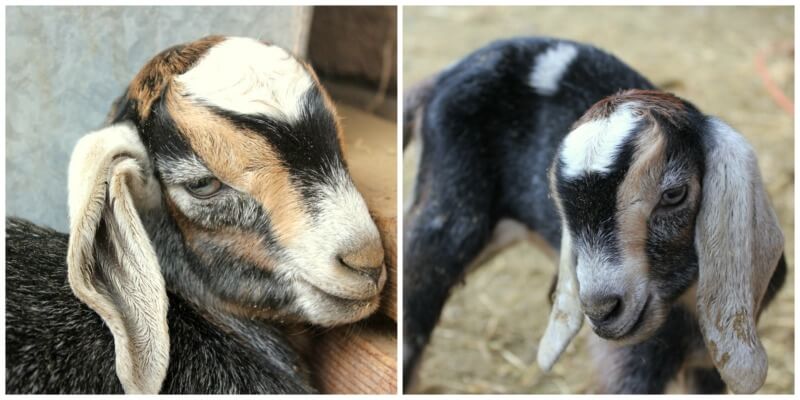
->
left=585, top=296, right=622, bottom=324
left=361, top=266, right=383, bottom=284
left=337, top=254, right=383, bottom=284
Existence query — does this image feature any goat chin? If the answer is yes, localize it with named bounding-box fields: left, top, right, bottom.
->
left=293, top=278, right=383, bottom=327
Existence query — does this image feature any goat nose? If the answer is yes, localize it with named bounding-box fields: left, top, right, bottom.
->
left=338, top=240, right=384, bottom=284
left=583, top=295, right=621, bottom=324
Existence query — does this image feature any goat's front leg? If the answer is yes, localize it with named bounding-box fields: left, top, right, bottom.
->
left=402, top=197, right=494, bottom=389
left=590, top=306, right=697, bottom=393
left=402, top=157, right=496, bottom=389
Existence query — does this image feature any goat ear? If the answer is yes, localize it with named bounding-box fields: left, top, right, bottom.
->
left=537, top=224, right=584, bottom=371
left=695, top=118, right=783, bottom=394
left=66, top=122, right=169, bottom=394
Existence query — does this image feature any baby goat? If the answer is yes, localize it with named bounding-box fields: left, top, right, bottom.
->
left=7, top=36, right=386, bottom=394
left=403, top=37, right=786, bottom=394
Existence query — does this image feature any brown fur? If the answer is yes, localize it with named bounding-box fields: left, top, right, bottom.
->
left=612, top=123, right=701, bottom=342
left=195, top=229, right=278, bottom=273
left=615, top=125, right=667, bottom=279
left=339, top=238, right=384, bottom=269
left=128, top=36, right=319, bottom=246
left=164, top=84, right=308, bottom=245
left=575, top=89, right=688, bottom=128
left=127, top=35, right=225, bottom=120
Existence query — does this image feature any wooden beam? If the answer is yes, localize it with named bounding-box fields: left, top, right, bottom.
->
left=312, top=322, right=397, bottom=394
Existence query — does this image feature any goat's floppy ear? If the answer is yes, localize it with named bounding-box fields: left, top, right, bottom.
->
left=695, top=118, right=784, bottom=394
left=537, top=223, right=583, bottom=371
left=66, top=122, right=169, bottom=394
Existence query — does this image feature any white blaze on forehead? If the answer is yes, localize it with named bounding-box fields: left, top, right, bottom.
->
left=528, top=43, right=579, bottom=96
left=175, top=37, right=313, bottom=122
left=560, top=103, right=641, bottom=178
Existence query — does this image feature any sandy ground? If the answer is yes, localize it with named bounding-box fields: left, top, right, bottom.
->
left=403, top=6, right=794, bottom=394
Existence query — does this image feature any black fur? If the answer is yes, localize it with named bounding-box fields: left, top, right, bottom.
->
left=6, top=218, right=314, bottom=394
left=404, top=36, right=655, bottom=386
left=209, top=86, right=346, bottom=183
left=554, top=142, right=635, bottom=267
left=684, top=367, right=727, bottom=394
left=601, top=305, right=700, bottom=393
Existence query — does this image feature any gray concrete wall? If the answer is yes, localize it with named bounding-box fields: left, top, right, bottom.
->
left=6, top=6, right=312, bottom=231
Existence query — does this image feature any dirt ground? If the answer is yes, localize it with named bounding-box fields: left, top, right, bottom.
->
left=403, top=6, right=794, bottom=394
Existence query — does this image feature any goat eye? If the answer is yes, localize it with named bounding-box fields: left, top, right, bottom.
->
left=185, top=177, right=222, bottom=198
left=659, top=185, right=687, bottom=207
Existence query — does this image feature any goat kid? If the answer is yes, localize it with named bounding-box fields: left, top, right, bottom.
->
left=403, top=37, right=786, bottom=394
left=7, top=36, right=386, bottom=394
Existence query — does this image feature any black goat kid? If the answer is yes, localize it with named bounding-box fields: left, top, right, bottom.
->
left=403, top=37, right=786, bottom=394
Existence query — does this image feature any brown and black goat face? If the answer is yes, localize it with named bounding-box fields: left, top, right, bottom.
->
left=66, top=36, right=387, bottom=393
left=141, top=37, right=386, bottom=326
left=537, top=91, right=784, bottom=394
left=552, top=100, right=705, bottom=344
left=66, top=40, right=387, bottom=392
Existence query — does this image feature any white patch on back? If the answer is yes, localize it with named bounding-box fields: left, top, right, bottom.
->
left=176, top=37, right=313, bottom=123
left=528, top=43, right=579, bottom=96
left=560, top=103, right=641, bottom=178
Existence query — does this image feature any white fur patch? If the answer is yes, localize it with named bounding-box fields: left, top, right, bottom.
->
left=289, top=168, right=384, bottom=306
left=155, top=154, right=212, bottom=185
left=560, top=103, right=641, bottom=178
left=176, top=37, right=313, bottom=122
left=528, top=43, right=579, bottom=96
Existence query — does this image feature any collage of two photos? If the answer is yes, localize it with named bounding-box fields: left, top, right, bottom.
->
left=4, top=4, right=796, bottom=396
left=7, top=5, right=397, bottom=395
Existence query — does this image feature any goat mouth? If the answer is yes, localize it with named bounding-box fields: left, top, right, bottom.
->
left=295, top=279, right=381, bottom=326
left=299, top=278, right=380, bottom=303
left=614, top=296, right=651, bottom=341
